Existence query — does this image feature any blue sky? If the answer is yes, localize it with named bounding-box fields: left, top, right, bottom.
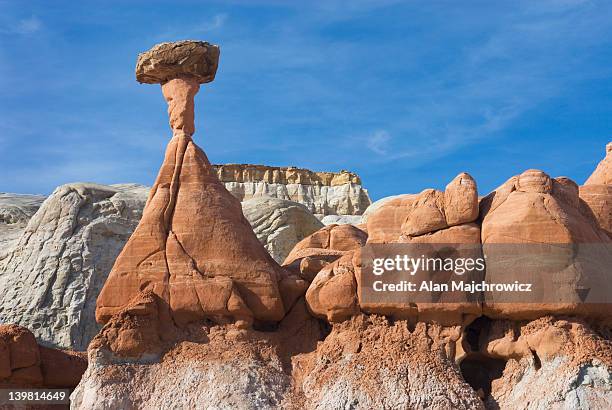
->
left=1, top=0, right=611, bottom=201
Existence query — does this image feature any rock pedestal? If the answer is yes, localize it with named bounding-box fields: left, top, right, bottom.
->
left=96, top=41, right=296, bottom=333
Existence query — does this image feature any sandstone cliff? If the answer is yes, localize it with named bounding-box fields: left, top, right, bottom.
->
left=213, top=163, right=371, bottom=216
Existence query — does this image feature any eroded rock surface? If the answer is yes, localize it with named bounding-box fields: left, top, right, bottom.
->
left=0, top=183, right=147, bottom=350
left=136, top=40, right=219, bottom=84
left=72, top=298, right=326, bottom=409
left=480, top=170, right=611, bottom=320
left=461, top=316, right=612, bottom=409
left=214, top=164, right=371, bottom=216
left=0, top=324, right=86, bottom=388
left=365, top=173, right=479, bottom=243
left=0, top=192, right=45, bottom=258
left=581, top=143, right=612, bottom=238
left=296, top=316, right=483, bottom=409
left=283, top=224, right=367, bottom=284
left=585, top=142, right=612, bottom=186
left=242, top=196, right=324, bottom=263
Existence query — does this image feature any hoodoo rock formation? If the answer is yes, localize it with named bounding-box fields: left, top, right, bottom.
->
left=480, top=169, right=612, bottom=320
left=96, top=41, right=304, bottom=332
left=364, top=172, right=479, bottom=243
left=0, top=184, right=337, bottom=350
left=64, top=40, right=612, bottom=408
left=213, top=163, right=372, bottom=217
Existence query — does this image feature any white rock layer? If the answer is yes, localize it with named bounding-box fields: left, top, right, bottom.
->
left=224, top=181, right=371, bottom=216
left=0, top=183, right=148, bottom=350
left=242, top=196, right=324, bottom=263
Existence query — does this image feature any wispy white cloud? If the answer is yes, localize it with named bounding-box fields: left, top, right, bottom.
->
left=366, top=130, right=391, bottom=155
left=0, top=16, right=41, bottom=35
left=155, top=13, right=228, bottom=41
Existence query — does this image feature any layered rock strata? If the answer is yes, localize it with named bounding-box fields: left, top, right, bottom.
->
left=71, top=41, right=612, bottom=409
left=480, top=169, right=612, bottom=320
left=213, top=163, right=371, bottom=216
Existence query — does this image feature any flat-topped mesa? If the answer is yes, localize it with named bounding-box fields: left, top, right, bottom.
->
left=135, top=40, right=220, bottom=136
left=212, top=164, right=372, bottom=216
left=213, top=164, right=362, bottom=186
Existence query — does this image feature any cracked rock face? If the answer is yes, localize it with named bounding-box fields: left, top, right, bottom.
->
left=0, top=183, right=147, bottom=351
left=95, top=132, right=291, bottom=328
left=135, top=40, right=220, bottom=84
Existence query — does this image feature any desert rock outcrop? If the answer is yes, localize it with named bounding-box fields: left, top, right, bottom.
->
left=70, top=40, right=612, bottom=410
left=580, top=142, right=612, bottom=238
left=480, top=169, right=611, bottom=320
left=96, top=41, right=300, bottom=335
left=297, top=316, right=483, bottom=409
left=135, top=40, right=219, bottom=85
left=462, top=316, right=612, bottom=409
left=283, top=224, right=367, bottom=282
left=365, top=173, right=479, bottom=243
left=0, top=324, right=86, bottom=388
left=0, top=183, right=148, bottom=350
left=304, top=174, right=481, bottom=324
left=242, top=196, right=324, bottom=263
left=214, top=163, right=372, bottom=216
left=0, top=192, right=45, bottom=258
left=585, top=142, right=612, bottom=186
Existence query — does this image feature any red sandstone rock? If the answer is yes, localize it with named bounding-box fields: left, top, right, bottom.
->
left=365, top=194, right=417, bottom=243
left=481, top=170, right=608, bottom=244
left=283, top=224, right=367, bottom=282
left=0, top=324, right=86, bottom=388
left=39, top=347, right=88, bottom=388
left=584, top=142, right=612, bottom=185
left=580, top=144, right=612, bottom=238
left=96, top=131, right=290, bottom=326
left=480, top=170, right=611, bottom=320
left=305, top=251, right=360, bottom=322
left=0, top=325, right=42, bottom=386
left=366, top=173, right=479, bottom=243
left=97, top=43, right=300, bottom=331
left=580, top=184, right=612, bottom=237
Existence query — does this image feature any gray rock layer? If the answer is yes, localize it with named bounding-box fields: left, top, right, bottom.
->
left=489, top=357, right=612, bottom=409
left=320, top=214, right=363, bottom=226
left=0, top=193, right=46, bottom=257
left=242, top=196, right=324, bottom=263
left=0, top=183, right=148, bottom=350
left=71, top=350, right=290, bottom=410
